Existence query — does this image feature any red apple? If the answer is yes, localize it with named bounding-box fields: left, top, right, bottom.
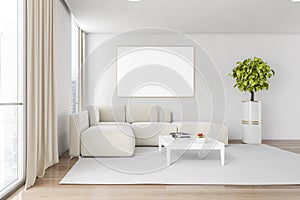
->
left=197, top=133, right=204, bottom=138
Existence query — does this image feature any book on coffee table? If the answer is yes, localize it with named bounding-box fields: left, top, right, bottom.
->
left=170, top=132, right=192, bottom=138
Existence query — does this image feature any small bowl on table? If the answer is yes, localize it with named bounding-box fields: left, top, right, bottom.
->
left=195, top=133, right=206, bottom=143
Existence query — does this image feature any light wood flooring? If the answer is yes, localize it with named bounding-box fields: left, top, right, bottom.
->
left=8, top=140, right=300, bottom=200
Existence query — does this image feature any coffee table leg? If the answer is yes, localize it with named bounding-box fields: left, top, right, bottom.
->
left=220, top=146, right=225, bottom=166
left=167, top=148, right=171, bottom=165
left=158, top=138, right=162, bottom=153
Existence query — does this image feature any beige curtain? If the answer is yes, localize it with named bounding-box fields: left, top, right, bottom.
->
left=26, top=0, right=59, bottom=189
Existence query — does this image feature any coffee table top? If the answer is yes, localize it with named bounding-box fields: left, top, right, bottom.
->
left=159, top=135, right=224, bottom=150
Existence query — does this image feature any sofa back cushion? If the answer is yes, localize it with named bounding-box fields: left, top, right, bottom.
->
left=87, top=105, right=100, bottom=126
left=98, top=105, right=126, bottom=122
left=158, top=109, right=172, bottom=122
left=126, top=104, right=158, bottom=122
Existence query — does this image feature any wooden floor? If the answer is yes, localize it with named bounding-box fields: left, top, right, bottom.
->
left=8, top=141, right=300, bottom=200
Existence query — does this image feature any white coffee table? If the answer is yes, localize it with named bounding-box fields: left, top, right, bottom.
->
left=158, top=136, right=225, bottom=166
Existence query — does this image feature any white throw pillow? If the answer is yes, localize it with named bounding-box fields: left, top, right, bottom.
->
left=87, top=105, right=100, bottom=126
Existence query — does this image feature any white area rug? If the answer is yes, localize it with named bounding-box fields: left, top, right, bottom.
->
left=60, top=144, right=300, bottom=185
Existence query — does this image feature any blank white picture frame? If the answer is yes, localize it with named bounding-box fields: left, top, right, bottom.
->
left=116, top=46, right=194, bottom=97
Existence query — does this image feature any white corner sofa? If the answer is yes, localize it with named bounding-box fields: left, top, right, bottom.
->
left=69, top=104, right=228, bottom=157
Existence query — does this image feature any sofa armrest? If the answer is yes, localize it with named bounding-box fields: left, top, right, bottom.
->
left=69, top=111, right=89, bottom=157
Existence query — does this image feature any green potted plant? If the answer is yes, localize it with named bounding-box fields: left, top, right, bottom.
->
left=229, top=57, right=275, bottom=144
left=229, top=57, right=275, bottom=101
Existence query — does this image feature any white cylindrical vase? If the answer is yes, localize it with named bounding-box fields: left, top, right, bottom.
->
left=242, top=100, right=262, bottom=144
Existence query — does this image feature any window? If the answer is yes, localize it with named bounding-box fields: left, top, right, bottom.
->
left=0, top=0, right=25, bottom=198
left=71, top=18, right=80, bottom=113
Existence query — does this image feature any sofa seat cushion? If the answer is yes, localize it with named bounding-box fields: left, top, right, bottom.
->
left=81, top=125, right=135, bottom=157
left=131, top=122, right=177, bottom=146
left=173, top=122, right=228, bottom=145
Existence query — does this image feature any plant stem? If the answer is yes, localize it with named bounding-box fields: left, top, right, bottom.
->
left=250, top=92, right=255, bottom=101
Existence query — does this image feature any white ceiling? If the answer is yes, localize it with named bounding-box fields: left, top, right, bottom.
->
left=64, top=0, right=300, bottom=34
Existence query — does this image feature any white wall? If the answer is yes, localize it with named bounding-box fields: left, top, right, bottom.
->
left=85, top=33, right=300, bottom=140
left=55, top=0, right=72, bottom=155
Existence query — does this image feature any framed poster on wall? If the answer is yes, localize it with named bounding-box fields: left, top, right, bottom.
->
left=116, top=46, right=194, bottom=97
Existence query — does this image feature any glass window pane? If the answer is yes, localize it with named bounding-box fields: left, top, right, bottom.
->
left=0, top=0, right=18, bottom=103
left=71, top=19, right=79, bottom=113
left=0, top=0, right=24, bottom=198
left=0, top=105, right=20, bottom=190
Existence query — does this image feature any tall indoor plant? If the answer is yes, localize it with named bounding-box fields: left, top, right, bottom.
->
left=229, top=57, right=275, bottom=144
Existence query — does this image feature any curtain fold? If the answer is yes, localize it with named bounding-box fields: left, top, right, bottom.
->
left=26, top=0, right=59, bottom=189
